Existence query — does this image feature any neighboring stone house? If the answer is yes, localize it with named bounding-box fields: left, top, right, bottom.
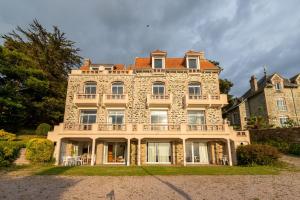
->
left=225, top=72, right=300, bottom=129
left=47, top=50, right=249, bottom=166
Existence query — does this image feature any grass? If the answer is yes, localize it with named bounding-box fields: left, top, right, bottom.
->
left=1, top=164, right=292, bottom=176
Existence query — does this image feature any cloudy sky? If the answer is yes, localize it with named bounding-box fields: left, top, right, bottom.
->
left=0, top=0, right=299, bottom=96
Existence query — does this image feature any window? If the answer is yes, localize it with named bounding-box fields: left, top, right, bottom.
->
left=104, top=142, right=126, bottom=163
left=185, top=142, right=209, bottom=164
left=154, top=58, right=163, bottom=69
left=112, top=82, right=124, bottom=95
left=188, top=82, right=201, bottom=96
left=80, top=110, right=97, bottom=124
left=279, top=116, right=288, bottom=127
left=147, top=142, right=171, bottom=163
left=152, top=82, right=165, bottom=95
left=275, top=82, right=282, bottom=90
left=84, top=82, right=97, bottom=94
left=276, top=98, right=287, bottom=111
left=188, top=111, right=205, bottom=125
left=91, top=67, right=99, bottom=71
left=108, top=110, right=124, bottom=124
left=188, top=58, right=197, bottom=69
left=151, top=110, right=168, bottom=130
left=188, top=110, right=205, bottom=130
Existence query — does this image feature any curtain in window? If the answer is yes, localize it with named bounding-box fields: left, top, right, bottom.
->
left=147, top=143, right=156, bottom=162
left=199, top=143, right=209, bottom=164
left=157, top=143, right=170, bottom=163
left=188, top=111, right=205, bottom=125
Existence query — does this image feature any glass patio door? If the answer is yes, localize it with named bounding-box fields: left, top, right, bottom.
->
left=147, top=142, right=171, bottom=163
left=185, top=142, right=209, bottom=164
left=104, top=142, right=126, bottom=164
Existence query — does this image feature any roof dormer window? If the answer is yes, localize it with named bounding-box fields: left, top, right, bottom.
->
left=154, top=58, right=163, bottom=69
left=275, top=82, right=282, bottom=90
left=188, top=58, right=198, bottom=69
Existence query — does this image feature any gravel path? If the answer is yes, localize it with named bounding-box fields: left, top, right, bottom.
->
left=0, top=173, right=299, bottom=200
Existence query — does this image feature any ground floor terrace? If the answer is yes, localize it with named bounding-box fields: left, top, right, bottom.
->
left=54, top=137, right=240, bottom=166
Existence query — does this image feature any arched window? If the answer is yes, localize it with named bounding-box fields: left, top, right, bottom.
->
left=188, top=82, right=201, bottom=96
left=112, top=81, right=124, bottom=95
left=84, top=81, right=97, bottom=94
left=152, top=82, right=165, bottom=95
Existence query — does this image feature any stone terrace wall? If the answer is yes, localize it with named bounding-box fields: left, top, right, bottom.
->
left=250, top=127, right=300, bottom=143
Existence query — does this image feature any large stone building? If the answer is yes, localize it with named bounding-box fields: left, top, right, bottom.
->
left=47, top=50, right=249, bottom=166
left=225, top=72, right=300, bottom=129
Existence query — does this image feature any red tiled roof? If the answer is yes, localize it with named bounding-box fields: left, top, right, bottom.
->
left=114, top=64, right=125, bottom=70
left=80, top=64, right=89, bottom=70
left=134, top=57, right=218, bottom=70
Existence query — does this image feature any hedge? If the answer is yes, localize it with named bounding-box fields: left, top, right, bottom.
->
left=0, top=141, right=26, bottom=167
left=0, top=129, right=16, bottom=141
left=35, top=123, right=51, bottom=136
left=237, top=144, right=280, bottom=166
left=26, top=138, right=54, bottom=163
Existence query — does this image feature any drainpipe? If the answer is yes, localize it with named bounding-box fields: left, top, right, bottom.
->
left=290, top=87, right=299, bottom=126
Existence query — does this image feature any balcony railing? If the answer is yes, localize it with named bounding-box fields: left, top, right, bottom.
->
left=187, top=124, right=224, bottom=131
left=147, top=94, right=172, bottom=107
left=64, top=123, right=93, bottom=131
left=76, top=94, right=97, bottom=99
left=185, top=94, right=227, bottom=107
left=73, top=93, right=100, bottom=106
left=102, top=94, right=128, bottom=106
left=143, top=124, right=181, bottom=131
left=98, top=123, right=126, bottom=131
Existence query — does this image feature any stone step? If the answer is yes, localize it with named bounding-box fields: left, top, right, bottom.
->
left=14, top=148, right=30, bottom=165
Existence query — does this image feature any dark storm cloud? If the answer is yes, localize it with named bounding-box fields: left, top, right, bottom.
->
left=0, top=0, right=299, bottom=96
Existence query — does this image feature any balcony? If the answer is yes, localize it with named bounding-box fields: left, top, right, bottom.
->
left=185, top=94, right=228, bottom=107
left=147, top=94, right=172, bottom=107
left=102, top=94, right=128, bottom=107
left=73, top=93, right=100, bottom=107
left=187, top=124, right=224, bottom=132
left=143, top=124, right=181, bottom=131
left=98, top=123, right=126, bottom=131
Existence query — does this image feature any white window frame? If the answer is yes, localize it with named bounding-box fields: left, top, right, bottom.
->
left=187, top=110, right=205, bottom=125
left=111, top=82, right=124, bottom=95
left=103, top=142, right=126, bottom=164
left=185, top=142, right=209, bottom=164
left=188, top=83, right=201, bottom=96
left=79, top=109, right=97, bottom=124
left=279, top=116, right=288, bottom=127
left=146, top=142, right=171, bottom=164
left=84, top=82, right=97, bottom=94
left=152, top=56, right=165, bottom=69
left=186, top=56, right=199, bottom=69
left=107, top=110, right=125, bottom=124
left=276, top=98, right=287, bottom=111
left=152, top=82, right=165, bottom=95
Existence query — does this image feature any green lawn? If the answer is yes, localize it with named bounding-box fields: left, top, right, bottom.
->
left=2, top=162, right=298, bottom=176
left=32, top=165, right=286, bottom=176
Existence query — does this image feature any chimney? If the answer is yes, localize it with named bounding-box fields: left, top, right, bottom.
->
left=83, top=58, right=91, bottom=66
left=199, top=51, right=205, bottom=60
left=250, top=75, right=258, bottom=92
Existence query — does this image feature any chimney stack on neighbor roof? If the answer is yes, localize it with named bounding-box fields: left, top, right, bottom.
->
left=250, top=75, right=258, bottom=92
left=199, top=51, right=205, bottom=60
left=83, top=58, right=91, bottom=66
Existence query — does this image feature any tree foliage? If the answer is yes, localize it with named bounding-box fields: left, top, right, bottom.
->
left=0, top=20, right=81, bottom=131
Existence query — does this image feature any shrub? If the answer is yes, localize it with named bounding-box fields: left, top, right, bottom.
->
left=26, top=138, right=54, bottom=163
left=265, top=140, right=289, bottom=153
left=288, top=143, right=300, bottom=156
left=0, top=141, right=26, bottom=167
left=0, top=129, right=16, bottom=141
left=35, top=123, right=51, bottom=136
left=237, top=144, right=280, bottom=166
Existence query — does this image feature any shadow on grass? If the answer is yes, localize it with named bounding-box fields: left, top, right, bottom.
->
left=141, top=167, right=192, bottom=200
left=35, top=166, right=75, bottom=175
